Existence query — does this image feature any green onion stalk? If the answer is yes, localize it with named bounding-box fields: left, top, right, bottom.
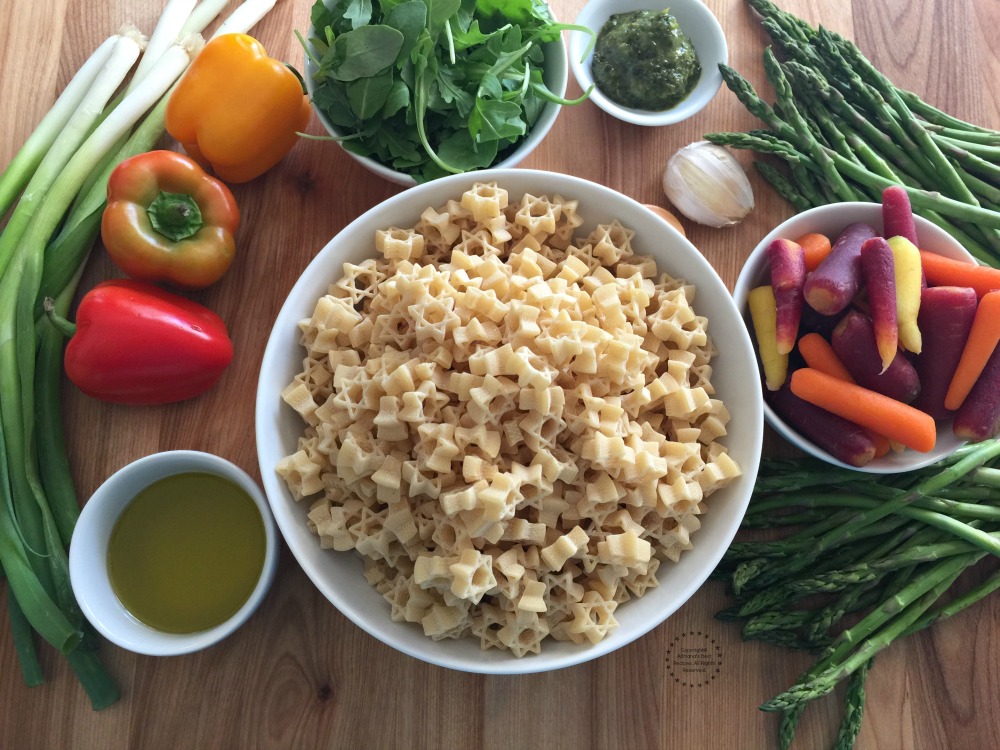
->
left=0, top=0, right=276, bottom=709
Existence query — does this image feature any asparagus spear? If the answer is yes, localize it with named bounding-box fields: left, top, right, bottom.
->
left=716, top=0, right=1000, bottom=267
left=718, top=440, right=1000, bottom=748
left=762, top=552, right=977, bottom=711
left=834, top=658, right=872, bottom=750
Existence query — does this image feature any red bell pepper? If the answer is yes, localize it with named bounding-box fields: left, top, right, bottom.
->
left=52, top=279, right=234, bottom=405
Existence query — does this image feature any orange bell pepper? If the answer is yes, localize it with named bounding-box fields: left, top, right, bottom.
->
left=165, top=34, right=311, bottom=183
left=101, top=151, right=239, bottom=289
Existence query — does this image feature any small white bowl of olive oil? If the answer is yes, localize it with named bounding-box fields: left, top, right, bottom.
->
left=69, top=451, right=278, bottom=656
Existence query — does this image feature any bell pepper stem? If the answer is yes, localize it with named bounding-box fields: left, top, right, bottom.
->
left=42, top=299, right=77, bottom=338
left=284, top=62, right=306, bottom=95
left=147, top=190, right=203, bottom=241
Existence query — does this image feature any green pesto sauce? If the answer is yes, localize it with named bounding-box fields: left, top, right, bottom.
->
left=107, top=472, right=266, bottom=634
left=591, top=10, right=702, bottom=112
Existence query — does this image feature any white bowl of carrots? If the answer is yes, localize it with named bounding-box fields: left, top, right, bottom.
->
left=734, top=193, right=1000, bottom=473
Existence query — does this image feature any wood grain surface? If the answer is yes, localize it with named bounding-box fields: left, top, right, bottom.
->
left=1, top=1, right=999, bottom=748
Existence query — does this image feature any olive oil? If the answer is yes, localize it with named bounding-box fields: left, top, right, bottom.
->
left=107, top=472, right=266, bottom=634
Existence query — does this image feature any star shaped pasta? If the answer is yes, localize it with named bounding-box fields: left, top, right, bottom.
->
left=277, top=182, right=742, bottom=657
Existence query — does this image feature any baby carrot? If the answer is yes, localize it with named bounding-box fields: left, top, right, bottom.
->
left=919, top=251, right=1000, bottom=298
left=889, top=237, right=923, bottom=354
left=795, top=232, right=833, bottom=272
left=798, top=333, right=895, bottom=454
left=789, top=368, right=937, bottom=452
left=749, top=285, right=788, bottom=391
left=798, top=333, right=855, bottom=383
left=944, top=290, right=1000, bottom=410
left=881, top=185, right=918, bottom=245
left=872, top=432, right=892, bottom=458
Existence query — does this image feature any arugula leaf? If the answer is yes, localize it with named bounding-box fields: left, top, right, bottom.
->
left=312, top=82, right=358, bottom=128
left=347, top=69, right=394, bottom=119
left=330, top=25, right=404, bottom=81
left=469, top=98, right=525, bottom=142
left=450, top=19, right=497, bottom=51
left=381, top=79, right=411, bottom=118
left=475, top=0, right=532, bottom=24
left=476, top=73, right=502, bottom=101
left=311, top=0, right=349, bottom=34
left=437, top=128, right=497, bottom=171
left=385, top=1, right=427, bottom=64
left=343, top=0, right=373, bottom=28
left=425, top=0, right=462, bottom=41
left=436, top=67, right=474, bottom=118
left=455, top=0, right=476, bottom=31
left=377, top=124, right=424, bottom=164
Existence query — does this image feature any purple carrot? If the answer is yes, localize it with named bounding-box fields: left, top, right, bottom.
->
left=882, top=185, right=918, bottom=245
left=767, top=238, right=807, bottom=355
left=860, top=237, right=899, bottom=372
left=954, top=345, right=1000, bottom=441
left=767, top=384, right=877, bottom=467
left=803, top=223, right=878, bottom=316
left=832, top=310, right=921, bottom=403
left=912, top=286, right=977, bottom=420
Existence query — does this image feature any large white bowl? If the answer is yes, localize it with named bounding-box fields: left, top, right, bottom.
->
left=733, top=202, right=974, bottom=474
left=568, top=0, right=727, bottom=127
left=304, top=11, right=569, bottom=187
left=256, top=169, right=764, bottom=673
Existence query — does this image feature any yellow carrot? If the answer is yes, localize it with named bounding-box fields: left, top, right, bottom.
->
left=888, top=236, right=922, bottom=353
left=749, top=285, right=788, bottom=391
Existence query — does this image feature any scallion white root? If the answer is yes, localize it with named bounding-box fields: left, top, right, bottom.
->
left=127, top=0, right=196, bottom=92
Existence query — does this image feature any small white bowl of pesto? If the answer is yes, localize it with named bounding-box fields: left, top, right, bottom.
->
left=69, top=451, right=279, bottom=656
left=569, top=0, right=727, bottom=126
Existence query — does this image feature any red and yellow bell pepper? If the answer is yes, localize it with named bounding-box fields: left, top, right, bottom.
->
left=54, top=279, right=234, bottom=406
left=165, top=33, right=311, bottom=183
left=102, top=150, right=239, bottom=289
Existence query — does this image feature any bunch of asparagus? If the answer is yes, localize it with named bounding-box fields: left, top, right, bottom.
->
left=709, top=0, right=1000, bottom=266
left=715, top=440, right=1000, bottom=749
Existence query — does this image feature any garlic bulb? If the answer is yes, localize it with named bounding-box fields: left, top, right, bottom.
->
left=662, top=141, right=755, bottom=227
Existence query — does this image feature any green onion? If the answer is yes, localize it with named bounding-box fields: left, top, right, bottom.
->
left=0, top=0, right=277, bottom=710
left=127, top=0, right=196, bottom=92
left=0, top=34, right=119, bottom=219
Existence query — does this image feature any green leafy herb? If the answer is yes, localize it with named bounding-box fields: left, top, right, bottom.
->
left=304, top=0, right=594, bottom=182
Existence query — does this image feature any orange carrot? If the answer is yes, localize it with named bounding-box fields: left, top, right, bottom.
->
left=789, top=368, right=937, bottom=452
left=796, top=233, right=832, bottom=272
left=798, top=333, right=855, bottom=383
left=872, top=432, right=892, bottom=458
left=798, top=333, right=894, bottom=453
left=944, top=290, right=1000, bottom=410
left=919, top=251, right=1000, bottom=298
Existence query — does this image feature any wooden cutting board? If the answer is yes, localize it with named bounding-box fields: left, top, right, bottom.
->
left=1, top=0, right=998, bottom=747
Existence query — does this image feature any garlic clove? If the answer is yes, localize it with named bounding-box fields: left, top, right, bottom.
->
left=663, top=140, right=755, bottom=228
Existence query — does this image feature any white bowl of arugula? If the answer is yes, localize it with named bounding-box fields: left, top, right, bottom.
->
left=302, top=0, right=584, bottom=186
